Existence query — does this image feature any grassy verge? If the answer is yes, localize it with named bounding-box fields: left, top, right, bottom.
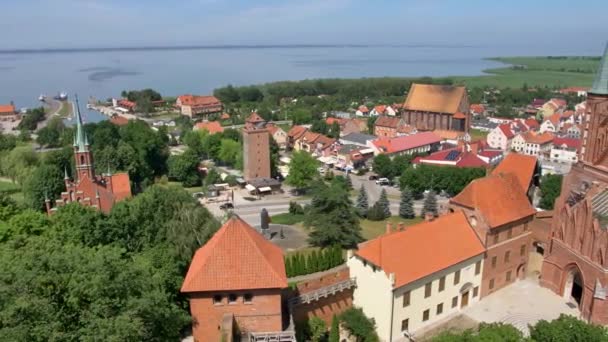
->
left=165, top=181, right=201, bottom=194
left=57, top=101, right=72, bottom=117
left=271, top=212, right=306, bottom=225
left=469, top=128, right=488, bottom=141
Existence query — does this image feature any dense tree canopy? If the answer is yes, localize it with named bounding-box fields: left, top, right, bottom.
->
left=539, top=174, right=563, bottom=210
left=286, top=151, right=319, bottom=191
left=400, top=165, right=486, bottom=199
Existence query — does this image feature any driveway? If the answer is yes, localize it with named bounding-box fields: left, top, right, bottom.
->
left=463, top=279, right=580, bottom=336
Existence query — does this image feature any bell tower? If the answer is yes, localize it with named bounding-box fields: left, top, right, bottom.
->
left=73, top=95, right=95, bottom=181
left=581, top=44, right=608, bottom=168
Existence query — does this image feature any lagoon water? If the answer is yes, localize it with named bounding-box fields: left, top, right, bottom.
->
left=0, top=44, right=599, bottom=109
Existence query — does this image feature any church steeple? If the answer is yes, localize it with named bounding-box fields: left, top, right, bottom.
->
left=72, top=95, right=95, bottom=181
left=590, top=43, right=608, bottom=96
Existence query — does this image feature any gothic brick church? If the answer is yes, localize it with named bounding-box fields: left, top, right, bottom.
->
left=540, top=44, right=608, bottom=324
left=46, top=98, right=132, bottom=214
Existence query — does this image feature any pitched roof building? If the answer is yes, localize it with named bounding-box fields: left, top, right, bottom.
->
left=176, top=94, right=223, bottom=118
left=491, top=153, right=539, bottom=198
left=194, top=121, right=224, bottom=134
left=348, top=212, right=485, bottom=339
left=46, top=97, right=132, bottom=214
left=0, top=103, right=17, bottom=121
left=402, top=84, right=471, bottom=132
left=413, top=141, right=502, bottom=168
left=181, top=216, right=288, bottom=341
left=370, top=131, right=441, bottom=156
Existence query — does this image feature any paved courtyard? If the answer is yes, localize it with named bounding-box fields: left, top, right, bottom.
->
left=463, top=279, right=580, bottom=336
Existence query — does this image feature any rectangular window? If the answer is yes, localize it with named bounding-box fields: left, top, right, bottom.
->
left=436, top=303, right=443, bottom=315
left=520, top=244, right=526, bottom=256
left=423, top=309, right=430, bottom=322
left=452, top=296, right=458, bottom=308
left=213, top=295, right=223, bottom=305
left=489, top=278, right=495, bottom=290
left=228, top=294, right=237, bottom=304
left=425, top=282, right=432, bottom=298
left=505, top=251, right=511, bottom=263
left=506, top=270, right=512, bottom=282
left=401, top=319, right=409, bottom=332
left=403, top=291, right=411, bottom=307
left=493, top=233, right=499, bottom=244
left=439, top=276, right=445, bottom=292
left=475, top=261, right=481, bottom=275
left=473, top=286, right=479, bottom=297
left=491, top=256, right=497, bottom=268
left=507, top=228, right=513, bottom=239
left=243, top=293, right=253, bottom=303
left=454, top=270, right=461, bottom=285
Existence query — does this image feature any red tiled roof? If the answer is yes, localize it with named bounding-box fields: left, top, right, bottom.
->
left=451, top=173, right=536, bottom=229
left=266, top=125, right=283, bottom=135
left=547, top=113, right=561, bottom=126
left=553, top=137, right=581, bottom=151
left=523, top=131, right=554, bottom=145
left=374, top=105, right=387, bottom=114
left=470, top=104, right=485, bottom=113
left=246, top=112, right=265, bottom=124
left=453, top=112, right=467, bottom=119
left=372, top=132, right=441, bottom=154
left=550, top=98, right=567, bottom=108
left=0, top=104, right=16, bottom=113
left=109, top=115, right=129, bottom=126
left=358, top=105, right=369, bottom=112
left=288, top=125, right=308, bottom=139
left=181, top=217, right=287, bottom=293
left=492, top=153, right=537, bottom=192
left=355, top=211, right=485, bottom=288
left=220, top=113, right=231, bottom=120
left=498, top=124, right=515, bottom=139
left=110, top=173, right=132, bottom=201
left=524, top=118, right=540, bottom=129
left=326, top=117, right=347, bottom=126
left=375, top=115, right=402, bottom=129
left=118, top=99, right=136, bottom=109
left=194, top=121, right=224, bottom=134
left=178, top=94, right=221, bottom=107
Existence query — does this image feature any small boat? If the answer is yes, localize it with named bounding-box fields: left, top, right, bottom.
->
left=54, top=92, right=68, bottom=101
left=38, top=94, right=46, bottom=101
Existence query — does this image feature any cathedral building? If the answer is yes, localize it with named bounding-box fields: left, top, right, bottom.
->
left=540, top=44, right=608, bottom=324
left=46, top=98, right=132, bottom=214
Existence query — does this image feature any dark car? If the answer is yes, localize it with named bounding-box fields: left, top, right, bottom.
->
left=219, top=202, right=234, bottom=210
left=368, top=174, right=378, bottom=180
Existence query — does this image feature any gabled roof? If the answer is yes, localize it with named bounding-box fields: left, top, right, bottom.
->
left=340, top=132, right=377, bottom=145
left=178, top=94, right=221, bottom=107
left=373, top=105, right=387, bottom=114
left=326, top=117, right=347, bottom=126
left=524, top=118, right=540, bottom=129
left=246, top=112, right=265, bottom=124
left=591, top=43, right=608, bottom=95
left=0, top=104, right=15, bottom=113
left=451, top=173, right=536, bottom=229
left=547, top=113, right=561, bottom=126
left=266, top=125, right=284, bottom=135
left=403, top=84, right=467, bottom=114
left=375, top=115, right=402, bottom=129
left=194, top=121, right=224, bottom=134
left=553, top=137, right=581, bottom=151
left=492, top=153, right=537, bottom=192
left=288, top=125, right=308, bottom=139
left=470, top=104, right=485, bottom=113
left=358, top=105, right=369, bottom=112
left=355, top=211, right=485, bottom=289
left=498, top=124, right=515, bottom=139
left=181, top=216, right=287, bottom=293
left=522, top=131, right=554, bottom=145
left=372, top=132, right=441, bottom=154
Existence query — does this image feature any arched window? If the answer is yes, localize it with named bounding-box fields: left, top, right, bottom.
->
left=80, top=155, right=85, bottom=164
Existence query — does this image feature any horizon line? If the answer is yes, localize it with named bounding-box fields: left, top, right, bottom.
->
left=0, top=43, right=484, bottom=54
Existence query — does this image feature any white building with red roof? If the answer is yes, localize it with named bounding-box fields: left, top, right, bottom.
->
left=413, top=141, right=503, bottom=169
left=348, top=212, right=485, bottom=340
left=550, top=137, right=581, bottom=164
left=176, top=94, right=223, bottom=118
left=369, top=131, right=441, bottom=157
left=486, top=124, right=515, bottom=150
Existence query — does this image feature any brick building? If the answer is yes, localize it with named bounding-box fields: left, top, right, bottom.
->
left=181, top=216, right=289, bottom=341
left=373, top=115, right=408, bottom=138
left=0, top=103, right=17, bottom=121
left=243, top=113, right=271, bottom=180
left=46, top=99, right=131, bottom=214
left=176, top=94, right=223, bottom=118
left=401, top=84, right=470, bottom=132
left=450, top=170, right=536, bottom=298
left=540, top=44, right=608, bottom=324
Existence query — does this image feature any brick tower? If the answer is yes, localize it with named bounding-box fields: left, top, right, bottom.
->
left=242, top=113, right=271, bottom=180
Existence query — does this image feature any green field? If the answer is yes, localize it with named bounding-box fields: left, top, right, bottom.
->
left=451, top=56, right=599, bottom=89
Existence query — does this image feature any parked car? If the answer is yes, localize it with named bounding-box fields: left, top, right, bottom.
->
left=368, top=174, right=378, bottom=180
left=376, top=178, right=390, bottom=186
left=219, top=202, right=234, bottom=210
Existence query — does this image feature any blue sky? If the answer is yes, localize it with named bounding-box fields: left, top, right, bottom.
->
left=2, top=0, right=607, bottom=50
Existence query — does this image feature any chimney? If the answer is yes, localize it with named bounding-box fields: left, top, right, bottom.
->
left=398, top=222, right=405, bottom=231
left=385, top=222, right=393, bottom=235
left=425, top=212, right=435, bottom=222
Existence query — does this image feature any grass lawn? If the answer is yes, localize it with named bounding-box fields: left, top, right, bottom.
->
left=361, top=216, right=423, bottom=240
left=271, top=212, right=306, bottom=225
left=150, top=112, right=180, bottom=120
left=166, top=181, right=201, bottom=194
left=57, top=101, right=72, bottom=117
left=0, top=180, right=20, bottom=193
left=469, top=128, right=488, bottom=141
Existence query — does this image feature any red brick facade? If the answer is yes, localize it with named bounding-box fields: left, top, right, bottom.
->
left=540, top=90, right=608, bottom=324
left=189, top=289, right=283, bottom=342
left=243, top=126, right=271, bottom=180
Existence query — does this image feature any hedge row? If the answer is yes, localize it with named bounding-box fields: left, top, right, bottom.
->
left=285, top=245, right=343, bottom=278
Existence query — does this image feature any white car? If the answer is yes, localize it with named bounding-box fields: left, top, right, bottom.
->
left=375, top=178, right=390, bottom=185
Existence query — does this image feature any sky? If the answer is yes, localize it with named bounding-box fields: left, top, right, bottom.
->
left=2, top=0, right=607, bottom=51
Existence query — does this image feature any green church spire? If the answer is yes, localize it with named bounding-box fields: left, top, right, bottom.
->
left=73, top=94, right=88, bottom=152
left=590, top=43, right=608, bottom=95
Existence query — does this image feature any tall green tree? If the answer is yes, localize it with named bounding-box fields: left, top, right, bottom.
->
left=22, top=164, right=64, bottom=210
left=355, top=184, right=369, bottom=217
left=539, top=174, right=563, bottom=210
left=529, top=314, right=608, bottom=342
left=286, top=151, right=318, bottom=192
left=378, top=188, right=391, bottom=219
left=372, top=154, right=392, bottom=178
left=306, top=181, right=362, bottom=248
left=329, top=315, right=340, bottom=342
left=167, top=149, right=200, bottom=187
left=399, top=187, right=415, bottom=219
left=422, top=190, right=438, bottom=217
